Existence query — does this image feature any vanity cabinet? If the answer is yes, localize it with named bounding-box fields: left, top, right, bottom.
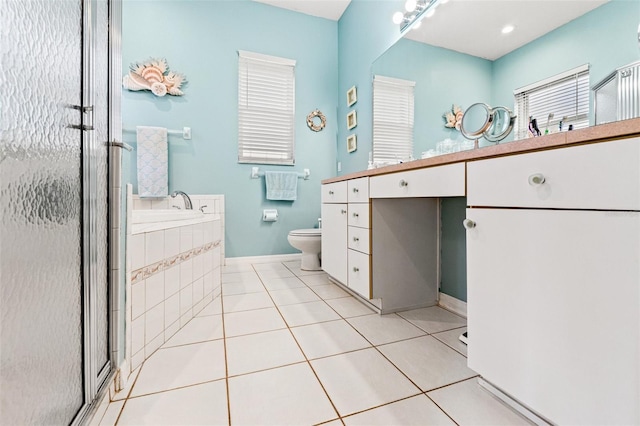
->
left=321, top=182, right=348, bottom=285
left=369, top=163, right=465, bottom=198
left=465, top=137, right=640, bottom=425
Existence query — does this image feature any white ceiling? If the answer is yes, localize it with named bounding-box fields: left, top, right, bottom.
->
left=252, top=0, right=352, bottom=21
left=252, top=0, right=610, bottom=61
left=404, top=0, right=609, bottom=60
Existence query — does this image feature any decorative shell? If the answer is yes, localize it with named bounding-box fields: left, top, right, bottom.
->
left=306, top=109, right=326, bottom=132
left=122, top=58, right=187, bottom=97
left=444, top=104, right=464, bottom=130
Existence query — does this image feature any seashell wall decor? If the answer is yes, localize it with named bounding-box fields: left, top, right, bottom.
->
left=122, top=58, right=187, bottom=97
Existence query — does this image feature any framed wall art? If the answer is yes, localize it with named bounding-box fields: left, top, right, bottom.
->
left=347, top=110, right=357, bottom=130
left=347, top=86, right=357, bottom=106
left=347, top=134, right=357, bottom=153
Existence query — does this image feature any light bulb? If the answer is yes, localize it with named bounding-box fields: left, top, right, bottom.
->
left=392, top=11, right=404, bottom=24
left=425, top=8, right=436, bottom=18
left=405, top=0, right=417, bottom=12
left=502, top=24, right=515, bottom=34
left=412, top=20, right=422, bottom=29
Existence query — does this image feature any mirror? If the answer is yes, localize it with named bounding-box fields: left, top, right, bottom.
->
left=485, top=106, right=516, bottom=143
left=460, top=103, right=492, bottom=139
left=372, top=0, right=640, bottom=158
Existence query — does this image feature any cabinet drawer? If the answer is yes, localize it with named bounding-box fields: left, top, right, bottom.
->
left=348, top=203, right=370, bottom=228
left=348, top=226, right=370, bottom=254
left=467, top=137, right=640, bottom=210
left=348, top=177, right=370, bottom=202
left=370, top=163, right=465, bottom=198
left=322, top=181, right=347, bottom=203
left=348, top=249, right=371, bottom=299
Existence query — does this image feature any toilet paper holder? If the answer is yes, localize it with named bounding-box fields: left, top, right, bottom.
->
left=263, top=209, right=278, bottom=222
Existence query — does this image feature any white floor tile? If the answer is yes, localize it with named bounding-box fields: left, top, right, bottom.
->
left=269, top=287, right=321, bottom=306
left=224, top=307, right=287, bottom=337
left=278, top=301, right=341, bottom=327
left=228, top=363, right=337, bottom=426
left=427, top=378, right=533, bottom=425
left=163, top=315, right=223, bottom=348
left=131, top=340, right=225, bottom=397
left=291, top=320, right=371, bottom=359
left=343, top=394, right=455, bottom=425
left=221, top=271, right=260, bottom=284
left=252, top=262, right=289, bottom=272
left=377, top=336, right=476, bottom=392
left=256, top=268, right=295, bottom=279
left=98, top=400, right=124, bottom=426
left=222, top=263, right=254, bottom=273
left=432, top=326, right=468, bottom=357
left=197, top=297, right=222, bottom=317
left=299, top=273, right=332, bottom=287
left=261, top=276, right=307, bottom=291
left=325, top=297, right=376, bottom=318
left=311, top=348, right=420, bottom=416
left=347, top=313, right=426, bottom=346
left=222, top=280, right=265, bottom=296
left=311, top=283, right=350, bottom=300
left=119, top=380, right=228, bottom=426
left=223, top=292, right=274, bottom=313
left=226, top=329, right=305, bottom=376
left=397, top=306, right=466, bottom=334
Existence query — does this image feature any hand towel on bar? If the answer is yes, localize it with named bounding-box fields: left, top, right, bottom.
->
left=265, top=171, right=298, bottom=201
left=137, top=126, right=168, bottom=198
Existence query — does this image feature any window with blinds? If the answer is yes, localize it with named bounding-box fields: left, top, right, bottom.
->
left=373, top=75, right=415, bottom=163
left=514, top=64, right=589, bottom=140
left=238, top=51, right=296, bottom=165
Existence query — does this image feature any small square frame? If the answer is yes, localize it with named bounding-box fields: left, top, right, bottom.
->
left=347, top=86, right=357, bottom=106
left=347, top=134, right=357, bottom=153
left=347, top=110, right=357, bottom=130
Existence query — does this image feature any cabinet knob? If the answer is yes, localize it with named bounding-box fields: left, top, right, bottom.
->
left=329, top=190, right=334, bottom=195
left=353, top=237, right=359, bottom=242
left=353, top=267, right=359, bottom=272
left=528, top=173, right=546, bottom=186
left=463, top=219, right=476, bottom=230
left=352, top=213, right=359, bottom=218
left=352, top=188, right=359, bottom=193
left=399, top=179, right=408, bottom=187
left=341, top=209, right=347, bottom=214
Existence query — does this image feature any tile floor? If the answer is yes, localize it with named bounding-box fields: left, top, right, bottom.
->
left=97, top=260, right=533, bottom=425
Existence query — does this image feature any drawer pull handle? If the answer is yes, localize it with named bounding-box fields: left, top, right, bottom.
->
left=463, top=219, right=476, bottom=230
left=341, top=209, right=347, bottom=214
left=329, top=190, right=334, bottom=195
left=353, top=267, right=359, bottom=272
left=353, top=213, right=359, bottom=218
left=528, top=173, right=546, bottom=186
left=399, top=179, right=408, bottom=187
left=353, top=237, right=359, bottom=242
left=352, top=188, right=359, bottom=193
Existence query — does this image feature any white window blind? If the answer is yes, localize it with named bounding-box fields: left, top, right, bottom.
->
left=373, top=75, right=415, bottom=163
left=238, top=51, right=296, bottom=165
left=514, top=64, right=589, bottom=140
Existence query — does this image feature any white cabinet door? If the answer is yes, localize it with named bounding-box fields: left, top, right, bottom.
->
left=466, top=208, right=640, bottom=425
left=321, top=203, right=348, bottom=285
left=348, top=249, right=370, bottom=299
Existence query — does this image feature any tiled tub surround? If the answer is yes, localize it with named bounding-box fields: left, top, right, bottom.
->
left=128, top=211, right=222, bottom=372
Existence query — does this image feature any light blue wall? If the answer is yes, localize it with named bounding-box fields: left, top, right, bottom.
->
left=492, top=0, right=640, bottom=129
left=372, top=38, right=493, bottom=157
left=337, top=0, right=404, bottom=175
left=122, top=0, right=338, bottom=257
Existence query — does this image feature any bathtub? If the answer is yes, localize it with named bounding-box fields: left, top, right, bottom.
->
left=131, top=209, right=218, bottom=234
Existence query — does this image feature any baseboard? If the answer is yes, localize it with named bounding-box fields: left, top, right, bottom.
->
left=225, top=253, right=302, bottom=265
left=438, top=292, right=467, bottom=318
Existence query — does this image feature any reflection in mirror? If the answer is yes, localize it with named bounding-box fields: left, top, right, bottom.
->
left=485, top=107, right=516, bottom=143
left=372, top=0, right=640, bottom=158
left=460, top=103, right=492, bottom=139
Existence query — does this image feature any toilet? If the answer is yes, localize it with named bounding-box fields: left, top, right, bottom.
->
left=287, top=228, right=322, bottom=271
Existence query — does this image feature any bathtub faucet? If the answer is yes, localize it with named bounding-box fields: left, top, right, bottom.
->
left=171, top=191, right=193, bottom=210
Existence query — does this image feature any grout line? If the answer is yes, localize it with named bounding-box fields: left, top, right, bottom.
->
left=424, top=392, right=461, bottom=426
left=422, top=374, right=481, bottom=395
left=219, top=281, right=232, bottom=425
left=119, top=377, right=228, bottom=401
left=113, top=361, right=146, bottom=425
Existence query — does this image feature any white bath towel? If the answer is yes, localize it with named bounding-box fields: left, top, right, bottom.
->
left=137, top=126, right=168, bottom=198
left=265, top=171, right=298, bottom=201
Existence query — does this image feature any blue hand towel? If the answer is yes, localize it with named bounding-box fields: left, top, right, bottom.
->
left=137, top=126, right=168, bottom=198
left=265, top=171, right=298, bottom=201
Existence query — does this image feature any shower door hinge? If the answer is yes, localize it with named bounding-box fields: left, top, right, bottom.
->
left=67, top=124, right=95, bottom=131
left=67, top=104, right=94, bottom=113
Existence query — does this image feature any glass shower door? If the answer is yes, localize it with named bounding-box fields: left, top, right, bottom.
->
left=0, top=0, right=86, bottom=424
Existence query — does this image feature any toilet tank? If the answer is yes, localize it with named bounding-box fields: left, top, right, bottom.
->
left=593, top=60, right=640, bottom=125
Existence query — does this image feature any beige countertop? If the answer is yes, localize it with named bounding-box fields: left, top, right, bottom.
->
left=322, top=117, right=640, bottom=184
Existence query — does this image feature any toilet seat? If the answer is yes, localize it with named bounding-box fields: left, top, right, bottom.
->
left=289, top=228, right=321, bottom=237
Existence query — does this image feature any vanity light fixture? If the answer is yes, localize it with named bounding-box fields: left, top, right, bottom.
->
left=502, top=24, right=515, bottom=34
left=394, top=0, right=443, bottom=33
